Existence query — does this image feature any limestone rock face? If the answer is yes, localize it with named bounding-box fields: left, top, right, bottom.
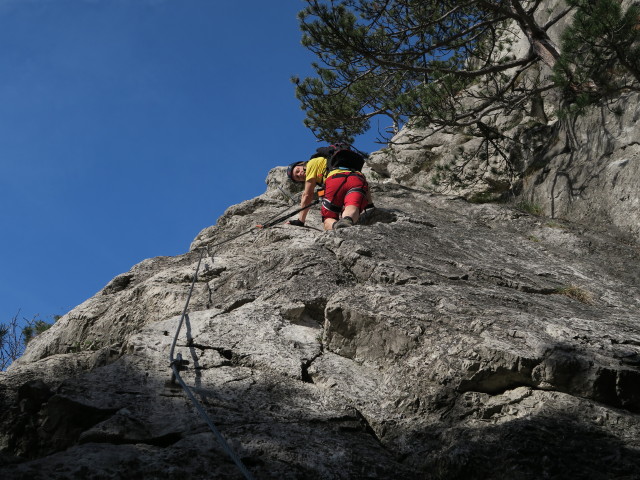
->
left=2, top=2, right=640, bottom=476
left=371, top=90, right=640, bottom=241
left=2, top=172, right=639, bottom=479
left=522, top=92, right=640, bottom=240
left=364, top=1, right=640, bottom=242
left=362, top=0, right=571, bottom=196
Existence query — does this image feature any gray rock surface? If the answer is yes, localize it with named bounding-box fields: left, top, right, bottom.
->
left=2, top=2, right=640, bottom=477
left=365, top=1, right=640, bottom=242
left=522, top=92, right=640, bottom=240
left=368, top=91, right=639, bottom=245
left=2, top=169, right=639, bottom=478
left=362, top=0, right=571, bottom=196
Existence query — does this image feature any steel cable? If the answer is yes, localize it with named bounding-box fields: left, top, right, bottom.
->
left=167, top=193, right=323, bottom=479
left=169, top=247, right=256, bottom=480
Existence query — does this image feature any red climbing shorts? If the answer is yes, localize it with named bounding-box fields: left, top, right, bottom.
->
left=321, top=171, right=369, bottom=221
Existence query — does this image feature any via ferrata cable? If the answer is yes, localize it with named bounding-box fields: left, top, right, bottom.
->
left=168, top=193, right=323, bottom=479
left=169, top=247, right=256, bottom=480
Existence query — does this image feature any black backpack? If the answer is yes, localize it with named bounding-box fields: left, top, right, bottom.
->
left=309, top=143, right=366, bottom=172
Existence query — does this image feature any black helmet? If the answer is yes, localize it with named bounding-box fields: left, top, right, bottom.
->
left=286, top=161, right=306, bottom=183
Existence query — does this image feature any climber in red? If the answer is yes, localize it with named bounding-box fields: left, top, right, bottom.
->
left=286, top=147, right=373, bottom=230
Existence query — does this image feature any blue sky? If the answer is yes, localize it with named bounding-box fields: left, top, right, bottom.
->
left=0, top=0, right=381, bottom=326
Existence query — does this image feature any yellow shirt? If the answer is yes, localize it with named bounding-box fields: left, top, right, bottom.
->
left=305, top=157, right=354, bottom=185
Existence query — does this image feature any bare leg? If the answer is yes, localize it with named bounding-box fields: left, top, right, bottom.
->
left=342, top=205, right=360, bottom=223
left=324, top=218, right=337, bottom=230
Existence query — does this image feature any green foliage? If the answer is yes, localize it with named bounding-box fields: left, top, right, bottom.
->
left=468, top=192, right=500, bottom=204
left=295, top=0, right=639, bottom=191
left=22, top=319, right=54, bottom=345
left=553, top=0, right=640, bottom=110
left=553, top=285, right=595, bottom=304
left=294, top=1, right=534, bottom=142
left=545, top=221, right=568, bottom=229
left=293, top=0, right=574, bottom=192
left=1, top=312, right=55, bottom=370
left=515, top=201, right=544, bottom=216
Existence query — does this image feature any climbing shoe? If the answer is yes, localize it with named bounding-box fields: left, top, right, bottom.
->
left=333, top=216, right=354, bottom=230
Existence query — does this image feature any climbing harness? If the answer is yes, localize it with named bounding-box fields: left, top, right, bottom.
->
left=321, top=170, right=368, bottom=219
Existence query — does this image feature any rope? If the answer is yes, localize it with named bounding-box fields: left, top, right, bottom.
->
left=169, top=247, right=256, bottom=480
left=257, top=199, right=319, bottom=229
left=196, top=193, right=308, bottom=247
left=167, top=192, right=322, bottom=479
